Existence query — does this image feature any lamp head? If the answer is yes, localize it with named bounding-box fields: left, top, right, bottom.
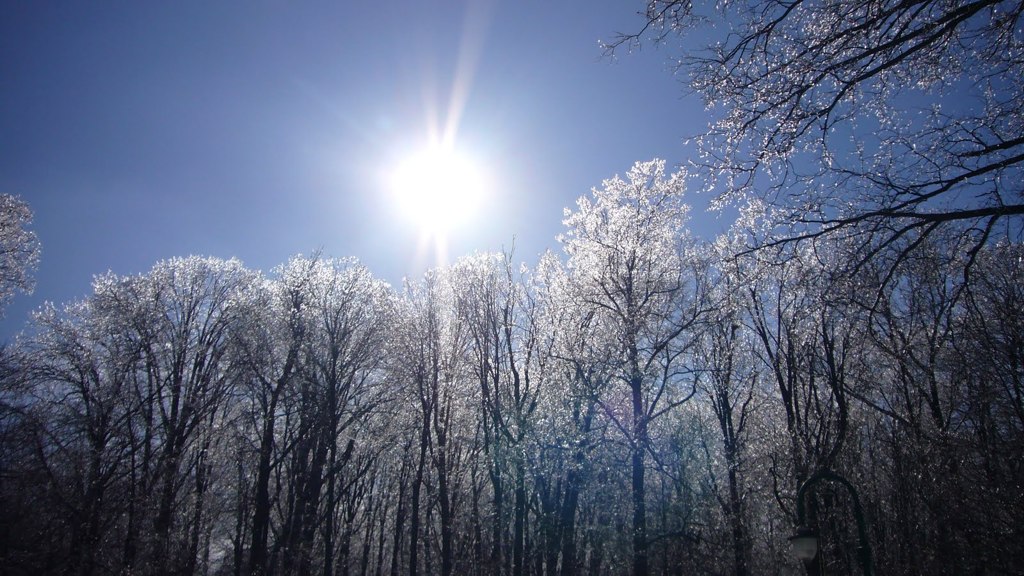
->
left=789, top=526, right=819, bottom=561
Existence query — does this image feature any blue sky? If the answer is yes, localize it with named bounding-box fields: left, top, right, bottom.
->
left=0, top=1, right=717, bottom=337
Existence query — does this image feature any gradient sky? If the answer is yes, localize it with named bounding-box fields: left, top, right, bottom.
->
left=0, top=1, right=716, bottom=338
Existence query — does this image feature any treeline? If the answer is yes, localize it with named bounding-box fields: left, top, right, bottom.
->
left=1, top=161, right=1021, bottom=575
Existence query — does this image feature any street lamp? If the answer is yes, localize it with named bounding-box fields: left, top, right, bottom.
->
left=791, top=469, right=873, bottom=576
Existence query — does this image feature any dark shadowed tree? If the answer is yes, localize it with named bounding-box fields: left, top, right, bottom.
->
left=23, top=300, right=140, bottom=576
left=8, top=256, right=262, bottom=576
left=851, top=237, right=1024, bottom=573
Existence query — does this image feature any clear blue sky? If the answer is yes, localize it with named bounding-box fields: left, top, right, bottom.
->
left=0, top=1, right=716, bottom=337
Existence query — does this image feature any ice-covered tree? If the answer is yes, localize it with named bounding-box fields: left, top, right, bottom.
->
left=612, top=0, right=1024, bottom=275
left=560, top=159, right=708, bottom=576
left=0, top=194, right=40, bottom=316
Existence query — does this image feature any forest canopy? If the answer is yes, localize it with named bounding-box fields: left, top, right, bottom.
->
left=1, top=155, right=1022, bottom=575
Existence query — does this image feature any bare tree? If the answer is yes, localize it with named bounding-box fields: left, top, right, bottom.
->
left=237, top=256, right=313, bottom=576
left=531, top=251, right=615, bottom=576
left=851, top=238, right=1024, bottom=573
left=610, top=0, right=1024, bottom=274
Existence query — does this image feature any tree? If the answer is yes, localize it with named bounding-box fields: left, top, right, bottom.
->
left=692, top=280, right=758, bottom=576
left=611, top=0, right=1024, bottom=274
left=6, top=256, right=262, bottom=576
left=560, top=159, right=707, bottom=576
left=452, top=251, right=547, bottom=576
left=269, top=257, right=393, bottom=576
left=236, top=256, right=312, bottom=576
left=851, top=237, right=1024, bottom=573
left=452, top=253, right=514, bottom=575
left=22, top=300, right=141, bottom=576
left=0, top=194, right=40, bottom=315
left=395, top=269, right=472, bottom=576
left=114, top=256, right=261, bottom=575
left=531, top=250, right=616, bottom=576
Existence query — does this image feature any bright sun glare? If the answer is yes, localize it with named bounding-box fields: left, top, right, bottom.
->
left=390, top=144, right=485, bottom=237
left=384, top=1, right=492, bottom=252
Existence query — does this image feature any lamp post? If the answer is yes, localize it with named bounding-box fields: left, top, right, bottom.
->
left=790, top=469, right=873, bottom=576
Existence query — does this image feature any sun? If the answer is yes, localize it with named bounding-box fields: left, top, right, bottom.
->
left=389, top=144, right=485, bottom=237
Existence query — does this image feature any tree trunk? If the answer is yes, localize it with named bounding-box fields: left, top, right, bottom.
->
left=512, top=464, right=526, bottom=576
left=726, top=457, right=748, bottom=576
left=409, top=412, right=430, bottom=576
left=631, top=376, right=648, bottom=576
left=389, top=443, right=410, bottom=576
left=434, top=411, right=454, bottom=576
left=250, top=355, right=295, bottom=576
